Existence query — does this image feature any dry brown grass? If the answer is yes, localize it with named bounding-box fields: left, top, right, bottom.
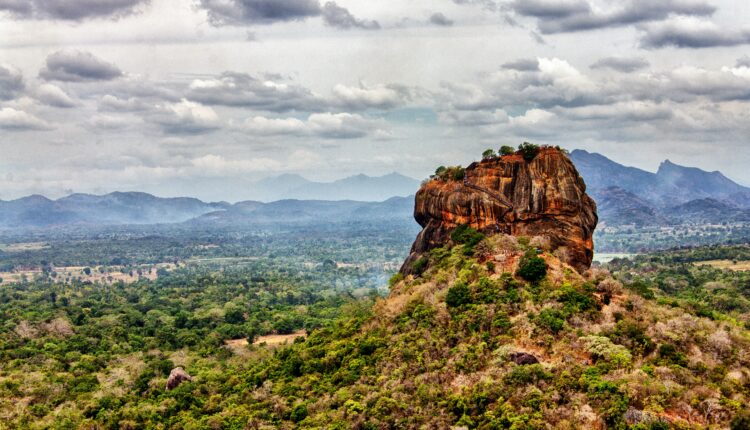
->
left=0, top=263, right=175, bottom=285
left=694, top=259, right=750, bottom=271
left=253, top=330, right=307, bottom=347
left=224, top=330, right=307, bottom=353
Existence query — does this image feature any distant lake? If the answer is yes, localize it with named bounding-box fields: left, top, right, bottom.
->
left=593, top=253, right=638, bottom=263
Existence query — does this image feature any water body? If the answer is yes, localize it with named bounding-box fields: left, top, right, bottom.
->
left=593, top=253, right=638, bottom=264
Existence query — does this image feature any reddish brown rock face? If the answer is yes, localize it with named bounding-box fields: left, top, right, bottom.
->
left=401, top=147, right=598, bottom=274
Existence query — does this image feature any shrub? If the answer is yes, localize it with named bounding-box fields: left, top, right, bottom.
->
left=626, top=280, right=656, bottom=299
left=482, top=149, right=496, bottom=160
left=581, top=336, right=632, bottom=368
left=446, top=283, right=472, bottom=308
left=451, top=225, right=486, bottom=255
left=557, top=284, right=599, bottom=314
left=412, top=257, right=429, bottom=274
left=517, top=252, right=547, bottom=283
left=608, top=321, right=655, bottom=356
left=452, top=167, right=466, bottom=181
left=518, top=142, right=540, bottom=161
left=290, top=404, right=308, bottom=423
left=536, top=308, right=565, bottom=334
left=433, top=165, right=465, bottom=181
left=499, top=145, right=515, bottom=156
left=658, top=343, right=687, bottom=367
left=474, top=277, right=499, bottom=303
left=388, top=273, right=404, bottom=287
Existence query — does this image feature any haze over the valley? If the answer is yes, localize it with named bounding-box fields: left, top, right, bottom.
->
left=1, top=0, right=750, bottom=201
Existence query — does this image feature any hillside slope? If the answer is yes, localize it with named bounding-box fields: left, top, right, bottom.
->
left=228, top=234, right=750, bottom=429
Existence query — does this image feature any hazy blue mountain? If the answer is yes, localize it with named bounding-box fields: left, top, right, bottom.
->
left=570, top=150, right=657, bottom=195
left=0, top=192, right=226, bottom=229
left=593, top=187, right=664, bottom=227
left=191, top=196, right=414, bottom=226
left=571, top=149, right=750, bottom=208
left=247, top=174, right=312, bottom=202
left=247, top=173, right=420, bottom=202
left=668, top=198, right=750, bottom=224
left=571, top=149, right=750, bottom=226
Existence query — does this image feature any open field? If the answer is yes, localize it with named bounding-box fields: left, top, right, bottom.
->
left=0, top=263, right=176, bottom=285
left=694, top=259, right=750, bottom=271
left=224, top=330, right=308, bottom=353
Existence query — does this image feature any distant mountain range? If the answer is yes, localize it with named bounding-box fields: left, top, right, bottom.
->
left=570, top=149, right=750, bottom=226
left=191, top=197, right=413, bottom=226
left=3, top=152, right=750, bottom=230
left=0, top=192, right=228, bottom=229
left=0, top=192, right=414, bottom=230
left=246, top=172, right=420, bottom=202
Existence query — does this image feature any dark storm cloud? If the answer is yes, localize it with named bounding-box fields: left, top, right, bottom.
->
left=590, top=56, right=649, bottom=72
left=322, top=2, right=379, bottom=29
left=506, top=0, right=715, bottom=34
left=429, top=12, right=454, bottom=27
left=199, top=0, right=378, bottom=29
left=0, top=64, right=24, bottom=100
left=639, top=20, right=750, bottom=48
left=199, top=0, right=321, bottom=25
left=510, top=0, right=589, bottom=19
left=186, top=72, right=322, bottom=112
left=39, top=51, right=123, bottom=82
left=502, top=58, right=540, bottom=71
left=0, top=0, right=149, bottom=21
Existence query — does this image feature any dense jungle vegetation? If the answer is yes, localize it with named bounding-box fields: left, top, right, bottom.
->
left=1, top=227, right=749, bottom=429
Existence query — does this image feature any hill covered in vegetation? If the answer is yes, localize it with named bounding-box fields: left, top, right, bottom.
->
left=2, top=146, right=749, bottom=429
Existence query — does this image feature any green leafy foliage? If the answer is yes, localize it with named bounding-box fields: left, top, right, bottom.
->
left=516, top=251, right=547, bottom=282
left=446, top=283, right=472, bottom=308
left=450, top=225, right=485, bottom=256
left=518, top=141, right=540, bottom=161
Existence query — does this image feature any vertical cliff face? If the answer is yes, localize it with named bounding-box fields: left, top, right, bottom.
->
left=401, top=147, right=598, bottom=273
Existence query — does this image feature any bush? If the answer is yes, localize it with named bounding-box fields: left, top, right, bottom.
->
left=518, top=142, right=540, bottom=161
left=388, top=273, right=404, bottom=287
left=290, top=404, right=308, bottom=423
left=433, top=165, right=465, bottom=181
left=482, top=149, right=496, bottom=160
left=451, top=225, right=485, bottom=255
left=446, top=283, right=472, bottom=308
left=412, top=257, right=429, bottom=274
left=499, top=145, right=515, bottom=156
left=658, top=343, right=687, bottom=367
left=581, top=336, right=632, bottom=368
left=536, top=308, right=565, bottom=334
left=557, top=284, right=599, bottom=314
left=516, top=252, right=547, bottom=283
left=452, top=167, right=465, bottom=181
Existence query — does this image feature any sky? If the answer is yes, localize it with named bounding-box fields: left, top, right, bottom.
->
left=0, top=0, right=749, bottom=201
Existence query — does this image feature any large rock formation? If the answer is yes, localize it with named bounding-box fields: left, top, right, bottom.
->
left=401, top=147, right=597, bottom=274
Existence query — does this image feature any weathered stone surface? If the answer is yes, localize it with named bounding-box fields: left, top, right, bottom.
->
left=509, top=352, right=539, bottom=365
left=401, top=147, right=597, bottom=274
left=166, top=367, right=192, bottom=391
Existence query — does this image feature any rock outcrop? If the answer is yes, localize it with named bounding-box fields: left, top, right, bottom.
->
left=401, top=147, right=597, bottom=274
left=166, top=367, right=192, bottom=391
